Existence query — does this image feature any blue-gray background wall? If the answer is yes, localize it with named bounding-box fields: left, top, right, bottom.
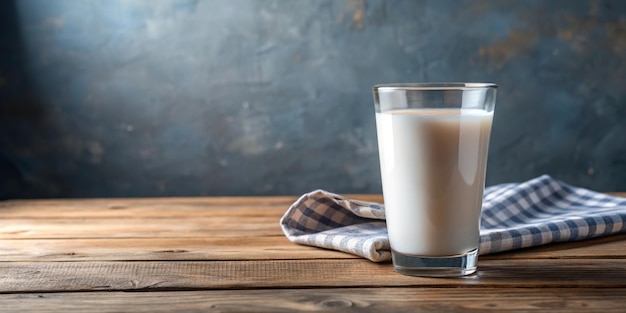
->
left=1, top=0, right=625, bottom=199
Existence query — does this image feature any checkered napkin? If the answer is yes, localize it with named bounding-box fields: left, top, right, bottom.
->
left=280, top=175, right=626, bottom=262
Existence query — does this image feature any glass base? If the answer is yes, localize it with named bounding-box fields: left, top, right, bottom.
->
left=391, top=248, right=478, bottom=277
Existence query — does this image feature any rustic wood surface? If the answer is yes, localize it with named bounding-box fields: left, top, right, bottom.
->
left=1, top=194, right=625, bottom=312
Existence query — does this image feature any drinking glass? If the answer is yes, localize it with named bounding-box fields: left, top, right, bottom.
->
left=373, top=82, right=497, bottom=277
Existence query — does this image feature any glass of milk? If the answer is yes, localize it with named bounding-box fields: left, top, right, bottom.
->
left=373, top=82, right=497, bottom=277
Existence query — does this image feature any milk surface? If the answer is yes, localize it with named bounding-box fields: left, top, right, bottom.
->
left=376, top=108, right=493, bottom=256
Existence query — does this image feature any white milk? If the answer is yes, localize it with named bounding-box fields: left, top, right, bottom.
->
left=376, top=108, right=493, bottom=256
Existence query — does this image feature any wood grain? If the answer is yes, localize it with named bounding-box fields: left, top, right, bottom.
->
left=0, top=237, right=357, bottom=261
left=1, top=234, right=626, bottom=262
left=0, top=195, right=384, bottom=218
left=2, top=259, right=626, bottom=293
left=0, top=217, right=283, bottom=239
left=1, top=194, right=625, bottom=312
left=1, top=288, right=625, bottom=312
left=0, top=202, right=288, bottom=218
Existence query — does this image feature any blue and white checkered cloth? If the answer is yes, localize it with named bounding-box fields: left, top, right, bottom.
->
left=280, top=175, right=626, bottom=262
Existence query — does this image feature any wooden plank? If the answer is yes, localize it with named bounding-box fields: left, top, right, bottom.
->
left=0, top=217, right=283, bottom=239
left=1, top=259, right=626, bottom=293
left=0, top=196, right=300, bottom=207
left=0, top=195, right=385, bottom=219
left=0, top=193, right=621, bottom=219
left=1, top=288, right=625, bottom=312
left=1, top=234, right=625, bottom=262
left=0, top=237, right=357, bottom=262
left=0, top=203, right=288, bottom=219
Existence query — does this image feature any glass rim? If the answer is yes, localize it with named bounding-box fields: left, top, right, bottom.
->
left=373, top=82, right=498, bottom=91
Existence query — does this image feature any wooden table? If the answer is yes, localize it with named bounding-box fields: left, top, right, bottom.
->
left=1, top=194, right=626, bottom=312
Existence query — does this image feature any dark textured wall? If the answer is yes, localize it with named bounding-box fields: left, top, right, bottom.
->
left=1, top=0, right=625, bottom=199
